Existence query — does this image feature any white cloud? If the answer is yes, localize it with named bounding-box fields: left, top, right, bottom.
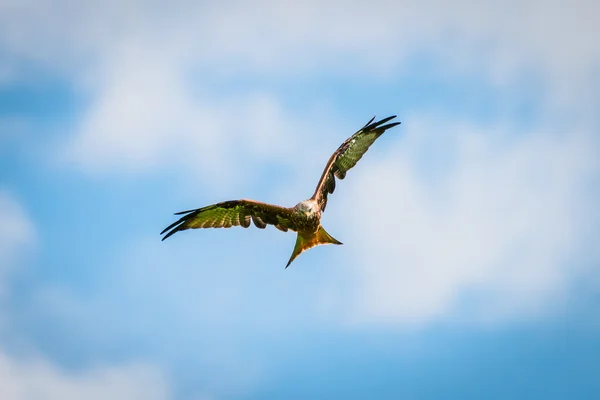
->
left=1, top=0, right=597, bottom=82
left=62, top=51, right=325, bottom=190
left=2, top=0, right=598, bottom=179
left=0, top=351, right=170, bottom=400
left=59, top=32, right=345, bottom=192
left=331, top=115, right=597, bottom=326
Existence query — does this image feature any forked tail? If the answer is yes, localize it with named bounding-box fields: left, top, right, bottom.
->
left=285, top=225, right=342, bottom=268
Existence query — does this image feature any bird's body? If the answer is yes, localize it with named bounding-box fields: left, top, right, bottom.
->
left=291, top=199, right=321, bottom=231
left=161, top=116, right=401, bottom=267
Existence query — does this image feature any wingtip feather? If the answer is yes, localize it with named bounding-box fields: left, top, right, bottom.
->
left=160, top=227, right=180, bottom=241
left=363, top=115, right=376, bottom=128
left=363, top=115, right=399, bottom=131
left=174, top=209, right=198, bottom=215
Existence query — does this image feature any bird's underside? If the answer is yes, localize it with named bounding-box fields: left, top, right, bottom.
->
left=161, top=115, right=401, bottom=268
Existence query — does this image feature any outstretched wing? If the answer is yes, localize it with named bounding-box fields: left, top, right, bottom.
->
left=311, top=115, right=401, bottom=211
left=161, top=199, right=297, bottom=241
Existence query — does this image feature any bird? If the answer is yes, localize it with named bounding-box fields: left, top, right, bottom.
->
left=161, top=115, right=401, bottom=268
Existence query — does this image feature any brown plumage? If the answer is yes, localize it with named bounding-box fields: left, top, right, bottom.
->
left=161, top=115, right=401, bottom=268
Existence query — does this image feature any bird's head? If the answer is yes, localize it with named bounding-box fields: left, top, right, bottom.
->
left=295, top=200, right=318, bottom=217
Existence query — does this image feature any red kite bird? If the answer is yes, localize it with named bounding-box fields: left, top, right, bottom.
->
left=161, top=116, right=401, bottom=267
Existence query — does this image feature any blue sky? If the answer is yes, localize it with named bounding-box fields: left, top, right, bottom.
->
left=1, top=0, right=599, bottom=399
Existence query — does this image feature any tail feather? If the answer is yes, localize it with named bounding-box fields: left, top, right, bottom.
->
left=285, top=225, right=342, bottom=268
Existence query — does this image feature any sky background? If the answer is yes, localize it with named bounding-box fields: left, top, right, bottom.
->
left=1, top=0, right=599, bottom=399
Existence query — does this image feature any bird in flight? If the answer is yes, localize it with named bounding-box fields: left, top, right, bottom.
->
left=161, top=115, right=401, bottom=268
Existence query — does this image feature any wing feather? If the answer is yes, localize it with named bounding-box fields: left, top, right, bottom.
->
left=251, top=214, right=267, bottom=229
left=311, top=115, right=401, bottom=211
left=275, top=224, right=288, bottom=232
left=161, top=199, right=296, bottom=240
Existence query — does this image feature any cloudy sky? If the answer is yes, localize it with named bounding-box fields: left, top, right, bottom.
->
left=1, top=0, right=599, bottom=398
